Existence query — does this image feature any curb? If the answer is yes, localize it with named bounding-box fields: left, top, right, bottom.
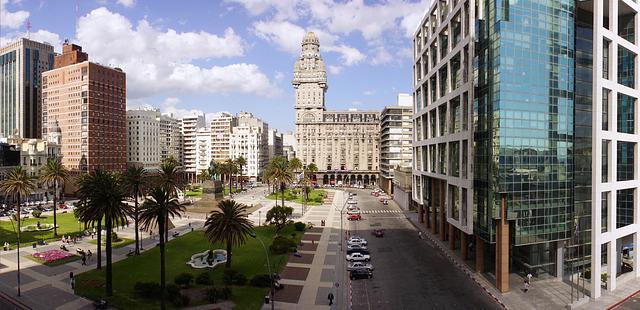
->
left=606, top=289, right=640, bottom=310
left=0, top=290, right=31, bottom=310
left=405, top=214, right=509, bottom=309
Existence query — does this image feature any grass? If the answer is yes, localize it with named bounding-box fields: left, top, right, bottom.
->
left=266, top=188, right=326, bottom=205
left=75, top=224, right=304, bottom=310
left=88, top=238, right=135, bottom=249
left=26, top=253, right=81, bottom=267
left=0, top=212, right=84, bottom=249
left=185, top=185, right=241, bottom=198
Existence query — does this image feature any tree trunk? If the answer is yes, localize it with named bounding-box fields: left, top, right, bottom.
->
left=97, top=220, right=102, bottom=270
left=240, top=166, right=243, bottom=190
left=281, top=182, right=285, bottom=207
left=53, top=180, right=58, bottom=237
left=106, top=214, right=113, bottom=296
left=228, top=174, right=232, bottom=196
left=16, top=194, right=22, bottom=296
left=159, top=216, right=166, bottom=310
left=226, top=241, right=232, bottom=268
left=134, top=188, right=140, bottom=255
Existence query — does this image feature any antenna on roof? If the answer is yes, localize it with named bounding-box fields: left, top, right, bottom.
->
left=25, top=19, right=31, bottom=39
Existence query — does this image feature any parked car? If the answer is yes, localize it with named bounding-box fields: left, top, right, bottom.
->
left=347, top=209, right=360, bottom=215
left=347, top=247, right=370, bottom=255
left=350, top=268, right=373, bottom=280
left=348, top=237, right=368, bottom=246
left=346, top=252, right=370, bottom=262
left=347, top=262, right=374, bottom=271
left=372, top=229, right=384, bottom=237
left=348, top=214, right=361, bottom=221
left=347, top=244, right=368, bottom=251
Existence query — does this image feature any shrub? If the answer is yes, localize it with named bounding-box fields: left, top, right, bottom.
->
left=250, top=274, right=272, bottom=287
left=171, top=294, right=190, bottom=307
left=294, top=221, right=306, bottom=231
left=602, top=272, right=608, bottom=284
left=32, top=210, right=42, bottom=218
left=134, top=282, right=161, bottom=298
left=220, top=286, right=232, bottom=300
left=583, top=269, right=591, bottom=280
left=196, top=272, right=213, bottom=285
left=111, top=231, right=121, bottom=242
left=206, top=287, right=218, bottom=303
left=174, top=272, right=194, bottom=288
left=222, top=269, right=247, bottom=285
left=165, top=284, right=181, bottom=303
left=269, top=236, right=297, bottom=254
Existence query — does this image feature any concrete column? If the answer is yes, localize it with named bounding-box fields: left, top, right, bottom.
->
left=431, top=181, right=437, bottom=234
left=496, top=194, right=510, bottom=293
left=449, top=224, right=456, bottom=250
left=439, top=180, right=446, bottom=241
left=476, top=236, right=484, bottom=273
left=556, top=241, right=564, bottom=280
left=608, top=240, right=617, bottom=291
left=419, top=203, right=425, bottom=223
left=461, top=231, right=468, bottom=260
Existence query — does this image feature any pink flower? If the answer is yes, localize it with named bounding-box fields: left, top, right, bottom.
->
left=33, top=250, right=73, bottom=263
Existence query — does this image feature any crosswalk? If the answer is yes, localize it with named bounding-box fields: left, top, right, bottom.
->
left=360, top=209, right=404, bottom=214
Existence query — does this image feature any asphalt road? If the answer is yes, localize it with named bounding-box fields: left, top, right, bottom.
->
left=340, top=188, right=502, bottom=310
left=616, top=291, right=640, bottom=310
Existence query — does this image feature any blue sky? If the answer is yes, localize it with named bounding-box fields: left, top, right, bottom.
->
left=1, top=0, right=428, bottom=132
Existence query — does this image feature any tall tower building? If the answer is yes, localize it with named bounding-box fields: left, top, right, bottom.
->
left=412, top=0, right=640, bottom=300
left=0, top=38, right=55, bottom=138
left=230, top=112, right=269, bottom=180
left=210, top=112, right=237, bottom=162
left=126, top=109, right=161, bottom=170
left=159, top=114, right=182, bottom=164
left=181, top=115, right=206, bottom=181
left=42, top=42, right=126, bottom=173
left=294, top=32, right=380, bottom=186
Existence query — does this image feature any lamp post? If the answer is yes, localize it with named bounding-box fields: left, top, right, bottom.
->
left=274, top=178, right=278, bottom=207
left=335, top=189, right=349, bottom=250
left=258, top=211, right=261, bottom=226
left=250, top=232, right=274, bottom=310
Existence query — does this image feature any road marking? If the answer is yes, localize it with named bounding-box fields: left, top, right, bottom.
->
left=360, top=210, right=404, bottom=214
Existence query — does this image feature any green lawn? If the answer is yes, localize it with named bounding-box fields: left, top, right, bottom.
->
left=75, top=224, right=303, bottom=310
left=266, top=188, right=326, bottom=205
left=0, top=212, right=84, bottom=249
left=88, top=238, right=135, bottom=249
left=185, top=186, right=241, bottom=198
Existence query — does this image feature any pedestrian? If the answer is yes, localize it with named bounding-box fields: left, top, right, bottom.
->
left=71, top=275, right=75, bottom=290
left=328, top=292, right=334, bottom=305
left=526, top=273, right=533, bottom=284
left=523, top=280, right=529, bottom=293
left=87, top=250, right=92, bottom=261
left=81, top=254, right=86, bottom=266
left=418, top=231, right=423, bottom=239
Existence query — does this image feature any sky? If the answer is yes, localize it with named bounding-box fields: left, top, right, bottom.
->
left=0, top=0, right=429, bottom=132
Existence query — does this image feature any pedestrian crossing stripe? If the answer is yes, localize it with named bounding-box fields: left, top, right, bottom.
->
left=360, top=210, right=404, bottom=214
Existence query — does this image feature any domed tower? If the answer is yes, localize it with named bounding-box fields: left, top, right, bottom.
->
left=46, top=120, right=62, bottom=145
left=293, top=32, right=327, bottom=124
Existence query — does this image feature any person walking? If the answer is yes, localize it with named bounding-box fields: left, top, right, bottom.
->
left=87, top=250, right=92, bottom=262
left=523, top=280, right=530, bottom=293
left=526, top=273, right=533, bottom=284
left=71, top=275, right=75, bottom=290
left=81, top=254, right=87, bottom=266
left=418, top=231, right=423, bottom=239
left=328, top=292, right=334, bottom=305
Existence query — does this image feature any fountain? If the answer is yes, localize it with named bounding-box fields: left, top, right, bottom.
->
left=186, top=249, right=227, bottom=269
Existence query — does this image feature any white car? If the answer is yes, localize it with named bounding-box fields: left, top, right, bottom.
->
left=346, top=252, right=370, bottom=262
left=347, top=209, right=360, bottom=215
left=348, top=237, right=368, bottom=246
left=347, top=262, right=374, bottom=271
left=347, top=244, right=368, bottom=251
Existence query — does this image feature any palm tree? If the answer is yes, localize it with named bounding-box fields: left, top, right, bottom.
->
left=39, top=158, right=69, bottom=237
left=203, top=199, right=254, bottom=268
left=75, top=170, right=129, bottom=296
left=0, top=167, right=36, bottom=297
left=197, top=169, right=210, bottom=184
left=139, top=187, right=185, bottom=310
left=157, top=160, right=182, bottom=243
left=75, top=173, right=103, bottom=270
left=219, top=159, right=236, bottom=196
left=268, top=156, right=293, bottom=207
left=123, top=166, right=147, bottom=255
left=304, top=163, right=318, bottom=200
left=235, top=156, right=247, bottom=191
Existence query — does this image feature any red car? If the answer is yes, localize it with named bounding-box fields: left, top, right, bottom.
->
left=58, top=204, right=67, bottom=209
left=348, top=214, right=361, bottom=221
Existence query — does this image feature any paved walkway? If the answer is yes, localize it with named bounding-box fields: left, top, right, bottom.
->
left=0, top=215, right=204, bottom=310
left=405, top=211, right=640, bottom=310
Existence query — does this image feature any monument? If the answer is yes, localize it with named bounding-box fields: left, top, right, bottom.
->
left=192, top=160, right=224, bottom=213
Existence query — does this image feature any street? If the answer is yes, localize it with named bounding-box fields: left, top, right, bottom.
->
left=339, top=188, right=502, bottom=310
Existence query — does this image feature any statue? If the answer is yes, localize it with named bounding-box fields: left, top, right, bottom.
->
left=208, top=159, right=220, bottom=181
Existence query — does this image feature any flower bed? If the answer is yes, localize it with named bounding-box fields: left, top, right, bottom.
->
left=31, top=249, right=79, bottom=266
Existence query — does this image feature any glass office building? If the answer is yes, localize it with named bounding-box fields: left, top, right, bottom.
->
left=413, top=0, right=640, bottom=300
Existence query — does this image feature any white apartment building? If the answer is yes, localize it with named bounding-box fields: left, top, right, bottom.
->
left=267, top=129, right=283, bottom=161
left=210, top=113, right=237, bottom=163
left=127, top=109, right=161, bottom=170
left=379, top=93, right=413, bottom=195
left=195, top=128, right=212, bottom=175
left=159, top=114, right=182, bottom=165
left=282, top=131, right=297, bottom=160
left=181, top=115, right=206, bottom=180
left=230, top=112, right=269, bottom=180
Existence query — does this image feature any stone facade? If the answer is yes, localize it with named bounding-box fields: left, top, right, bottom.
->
left=293, top=32, right=380, bottom=186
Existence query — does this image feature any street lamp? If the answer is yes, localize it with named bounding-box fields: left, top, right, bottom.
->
left=335, top=189, right=349, bottom=250
left=249, top=232, right=274, bottom=310
left=274, top=178, right=278, bottom=207
left=258, top=211, right=261, bottom=226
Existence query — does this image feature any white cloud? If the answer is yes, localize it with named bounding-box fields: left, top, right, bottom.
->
left=274, top=71, right=285, bottom=81
left=363, top=90, right=375, bottom=96
left=0, top=29, right=61, bottom=52
left=117, top=0, right=135, bottom=7
left=74, top=7, right=277, bottom=98
left=370, top=46, right=392, bottom=65
left=0, top=0, right=29, bottom=29
left=328, top=65, right=342, bottom=75
left=252, top=20, right=364, bottom=66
